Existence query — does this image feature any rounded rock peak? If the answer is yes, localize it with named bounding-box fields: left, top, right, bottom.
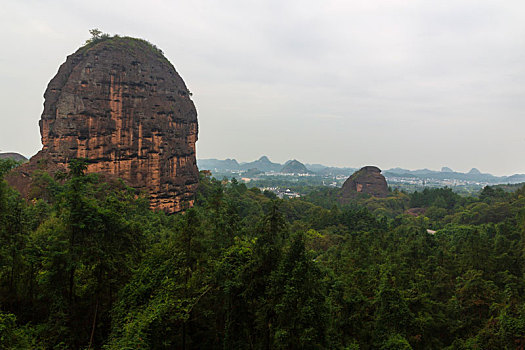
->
left=12, top=35, right=199, bottom=213
left=360, top=165, right=382, bottom=173
left=341, top=165, right=388, bottom=200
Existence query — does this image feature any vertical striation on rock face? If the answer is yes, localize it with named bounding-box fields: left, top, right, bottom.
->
left=8, top=36, right=199, bottom=213
left=340, top=166, right=388, bottom=200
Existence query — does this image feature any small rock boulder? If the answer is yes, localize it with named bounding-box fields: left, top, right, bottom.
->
left=340, top=166, right=388, bottom=199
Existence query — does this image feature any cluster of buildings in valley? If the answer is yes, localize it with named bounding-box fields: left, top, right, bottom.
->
left=234, top=172, right=491, bottom=194
left=200, top=157, right=525, bottom=195
left=264, top=172, right=316, bottom=177
left=385, top=176, right=489, bottom=188
left=260, top=187, right=301, bottom=199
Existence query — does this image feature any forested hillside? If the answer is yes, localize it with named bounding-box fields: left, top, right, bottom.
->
left=1, top=158, right=524, bottom=349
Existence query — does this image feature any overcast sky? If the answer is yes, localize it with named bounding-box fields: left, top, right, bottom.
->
left=1, top=0, right=524, bottom=175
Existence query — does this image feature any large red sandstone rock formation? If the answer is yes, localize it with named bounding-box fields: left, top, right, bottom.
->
left=340, top=166, right=388, bottom=200
left=7, top=36, right=199, bottom=212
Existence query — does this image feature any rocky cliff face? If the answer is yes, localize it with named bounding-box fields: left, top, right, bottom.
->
left=340, top=166, right=388, bottom=199
left=8, top=36, right=198, bottom=213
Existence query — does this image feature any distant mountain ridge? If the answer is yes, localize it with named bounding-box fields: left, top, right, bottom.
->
left=198, top=156, right=356, bottom=176
left=468, top=168, right=481, bottom=175
left=384, top=168, right=525, bottom=184
left=198, top=156, right=281, bottom=173
left=0, top=152, right=28, bottom=162
left=197, top=157, right=525, bottom=184
left=197, top=158, right=240, bottom=171
left=240, top=156, right=282, bottom=172
left=281, top=160, right=312, bottom=174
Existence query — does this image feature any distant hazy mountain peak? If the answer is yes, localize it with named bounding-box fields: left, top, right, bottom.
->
left=468, top=168, right=481, bottom=175
left=305, top=163, right=328, bottom=171
left=411, top=168, right=434, bottom=175
left=281, top=159, right=311, bottom=174
left=196, top=157, right=525, bottom=184
left=386, top=167, right=411, bottom=174
left=0, top=152, right=28, bottom=162
left=236, top=156, right=282, bottom=172
left=197, top=158, right=241, bottom=171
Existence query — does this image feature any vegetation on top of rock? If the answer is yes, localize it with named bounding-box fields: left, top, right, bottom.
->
left=84, top=28, right=111, bottom=45
left=348, top=165, right=382, bottom=180
left=79, top=29, right=170, bottom=67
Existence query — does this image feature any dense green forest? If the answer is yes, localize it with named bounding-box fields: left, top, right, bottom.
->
left=1, top=158, right=525, bottom=349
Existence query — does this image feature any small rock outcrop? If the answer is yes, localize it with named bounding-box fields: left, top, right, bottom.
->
left=340, top=166, right=388, bottom=199
left=7, top=36, right=198, bottom=213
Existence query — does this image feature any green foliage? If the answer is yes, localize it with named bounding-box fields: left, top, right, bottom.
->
left=84, top=28, right=110, bottom=45
left=381, top=333, right=413, bottom=350
left=374, top=271, right=413, bottom=341
left=271, top=232, right=329, bottom=349
left=0, top=311, right=17, bottom=347
left=410, top=187, right=462, bottom=209
left=0, top=158, right=20, bottom=177
left=1, top=167, right=525, bottom=348
left=80, top=30, right=172, bottom=69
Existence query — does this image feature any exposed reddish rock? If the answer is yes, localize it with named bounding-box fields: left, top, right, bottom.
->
left=340, top=166, right=388, bottom=200
left=7, top=36, right=198, bottom=213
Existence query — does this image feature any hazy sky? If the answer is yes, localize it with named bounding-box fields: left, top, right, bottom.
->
left=1, top=0, right=524, bottom=175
